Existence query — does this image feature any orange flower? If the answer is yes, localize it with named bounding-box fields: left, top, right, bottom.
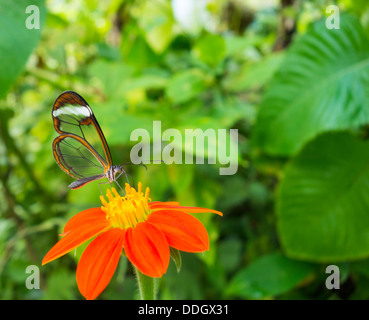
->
left=42, top=182, right=222, bottom=300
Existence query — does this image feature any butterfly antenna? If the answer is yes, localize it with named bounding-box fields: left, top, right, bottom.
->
left=120, top=161, right=148, bottom=171
left=116, top=159, right=164, bottom=191
left=128, top=172, right=137, bottom=189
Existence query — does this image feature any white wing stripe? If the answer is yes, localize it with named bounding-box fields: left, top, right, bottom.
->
left=53, top=106, right=91, bottom=118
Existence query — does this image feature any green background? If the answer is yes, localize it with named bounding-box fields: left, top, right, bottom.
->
left=1, top=0, right=369, bottom=299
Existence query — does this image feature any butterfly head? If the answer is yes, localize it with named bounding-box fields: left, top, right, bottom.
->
left=109, top=165, right=124, bottom=182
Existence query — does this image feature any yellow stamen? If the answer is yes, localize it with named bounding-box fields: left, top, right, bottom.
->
left=101, top=183, right=152, bottom=229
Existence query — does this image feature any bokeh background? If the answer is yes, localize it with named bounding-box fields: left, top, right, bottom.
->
left=2, top=0, right=369, bottom=299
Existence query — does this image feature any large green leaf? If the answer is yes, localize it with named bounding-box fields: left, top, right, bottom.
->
left=0, top=0, right=45, bottom=98
left=226, top=252, right=315, bottom=299
left=252, top=14, right=369, bottom=156
left=278, top=131, right=369, bottom=261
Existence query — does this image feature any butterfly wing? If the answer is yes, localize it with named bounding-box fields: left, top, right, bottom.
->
left=53, top=134, right=107, bottom=179
left=52, top=91, right=112, bottom=187
left=52, top=91, right=113, bottom=168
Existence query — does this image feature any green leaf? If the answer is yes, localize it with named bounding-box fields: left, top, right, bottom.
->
left=223, top=35, right=261, bottom=58
left=88, top=60, right=134, bottom=99
left=192, top=34, right=226, bottom=67
left=120, top=73, right=169, bottom=92
left=165, top=69, right=207, bottom=104
left=135, top=0, right=175, bottom=54
left=42, top=268, right=77, bottom=300
left=218, top=237, right=242, bottom=272
left=120, top=33, right=159, bottom=68
left=167, top=164, right=194, bottom=195
left=226, top=252, right=315, bottom=299
left=0, top=0, right=45, bottom=98
left=170, top=247, right=182, bottom=272
left=252, top=14, right=369, bottom=156
left=278, top=131, right=369, bottom=261
left=223, top=53, right=284, bottom=92
left=105, top=112, right=155, bottom=145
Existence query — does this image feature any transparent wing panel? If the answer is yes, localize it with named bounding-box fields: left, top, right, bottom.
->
left=53, top=135, right=107, bottom=180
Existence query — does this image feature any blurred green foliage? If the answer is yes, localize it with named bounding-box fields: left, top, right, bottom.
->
left=2, top=0, right=369, bottom=300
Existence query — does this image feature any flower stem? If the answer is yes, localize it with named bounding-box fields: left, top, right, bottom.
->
left=134, top=267, right=157, bottom=300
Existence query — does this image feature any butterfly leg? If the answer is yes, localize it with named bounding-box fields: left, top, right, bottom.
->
left=114, top=167, right=134, bottom=190
left=98, top=179, right=126, bottom=195
left=119, top=161, right=148, bottom=171
left=98, top=180, right=114, bottom=196
left=114, top=179, right=125, bottom=194
left=115, top=170, right=129, bottom=184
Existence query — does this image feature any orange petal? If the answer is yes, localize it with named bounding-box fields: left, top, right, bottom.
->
left=124, top=222, right=169, bottom=278
left=148, top=210, right=209, bottom=252
left=42, top=209, right=111, bottom=265
left=76, top=228, right=125, bottom=300
left=149, top=201, right=180, bottom=208
left=150, top=205, right=223, bottom=216
left=63, top=207, right=107, bottom=233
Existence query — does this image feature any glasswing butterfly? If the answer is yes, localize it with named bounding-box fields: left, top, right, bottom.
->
left=52, top=91, right=127, bottom=190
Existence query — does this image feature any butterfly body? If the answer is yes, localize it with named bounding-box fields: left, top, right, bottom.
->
left=67, top=165, right=124, bottom=189
left=51, top=91, right=126, bottom=190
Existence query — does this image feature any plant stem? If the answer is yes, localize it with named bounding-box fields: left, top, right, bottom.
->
left=134, top=267, right=157, bottom=300
left=0, top=115, right=46, bottom=197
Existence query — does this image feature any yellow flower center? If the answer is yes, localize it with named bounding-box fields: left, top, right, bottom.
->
left=100, top=182, right=151, bottom=229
